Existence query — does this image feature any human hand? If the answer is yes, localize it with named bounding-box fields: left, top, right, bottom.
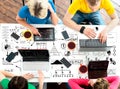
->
left=22, top=73, right=34, bottom=80
left=30, top=26, right=41, bottom=36
left=83, top=27, right=96, bottom=39
left=88, top=79, right=97, bottom=87
left=38, top=70, right=44, bottom=83
left=98, top=30, right=107, bottom=43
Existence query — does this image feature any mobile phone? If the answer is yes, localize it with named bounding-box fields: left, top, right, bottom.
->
left=61, top=31, right=69, bottom=40
left=11, top=32, right=20, bottom=40
left=60, top=57, right=71, bottom=68
left=6, top=52, right=18, bottom=62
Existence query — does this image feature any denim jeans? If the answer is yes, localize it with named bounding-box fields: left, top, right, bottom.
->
left=72, top=10, right=105, bottom=25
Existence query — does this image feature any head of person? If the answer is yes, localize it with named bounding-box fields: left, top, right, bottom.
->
left=89, top=78, right=109, bottom=89
left=8, top=76, right=28, bottom=89
left=27, top=0, right=48, bottom=19
left=86, top=0, right=101, bottom=12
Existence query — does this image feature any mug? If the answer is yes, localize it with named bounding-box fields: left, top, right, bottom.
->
left=79, top=64, right=88, bottom=74
left=67, top=41, right=76, bottom=50
left=21, top=30, right=33, bottom=40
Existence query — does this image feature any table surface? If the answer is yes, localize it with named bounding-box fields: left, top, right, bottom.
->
left=0, top=24, right=120, bottom=82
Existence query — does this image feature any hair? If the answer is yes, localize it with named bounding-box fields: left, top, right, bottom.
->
left=87, top=0, right=100, bottom=6
left=27, top=0, right=42, bottom=16
left=93, top=78, right=109, bottom=89
left=8, top=76, right=28, bottom=89
left=27, top=0, right=48, bottom=18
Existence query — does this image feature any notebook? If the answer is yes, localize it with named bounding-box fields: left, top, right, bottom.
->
left=79, top=39, right=112, bottom=51
left=18, top=49, right=50, bottom=77
left=34, top=27, right=55, bottom=41
left=88, top=60, right=109, bottom=79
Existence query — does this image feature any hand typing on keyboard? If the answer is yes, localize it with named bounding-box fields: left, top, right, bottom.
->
left=23, top=70, right=44, bottom=89
left=22, top=73, right=34, bottom=80
left=83, top=27, right=97, bottom=39
left=98, top=29, right=107, bottom=44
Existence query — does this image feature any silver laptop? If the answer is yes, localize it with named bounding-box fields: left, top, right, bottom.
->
left=79, top=39, right=113, bottom=51
left=18, top=49, right=50, bottom=77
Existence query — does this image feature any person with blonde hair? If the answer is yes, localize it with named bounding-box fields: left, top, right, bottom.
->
left=16, top=0, right=59, bottom=35
left=68, top=76, right=120, bottom=89
left=93, top=78, right=109, bottom=89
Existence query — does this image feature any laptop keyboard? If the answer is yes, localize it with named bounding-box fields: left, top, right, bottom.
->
left=79, top=39, right=106, bottom=48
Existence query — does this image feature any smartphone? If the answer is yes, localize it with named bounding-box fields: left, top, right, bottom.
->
left=11, top=32, right=20, bottom=40
left=61, top=31, right=69, bottom=40
left=60, top=57, right=71, bottom=68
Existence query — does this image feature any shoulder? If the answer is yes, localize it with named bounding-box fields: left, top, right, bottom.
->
left=48, top=0, right=54, bottom=4
left=0, top=78, right=9, bottom=83
left=19, top=6, right=29, bottom=11
left=28, top=83, right=36, bottom=89
left=0, top=78, right=9, bottom=89
left=101, top=0, right=114, bottom=7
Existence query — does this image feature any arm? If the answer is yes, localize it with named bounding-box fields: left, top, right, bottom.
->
left=105, top=76, right=120, bottom=89
left=63, top=11, right=82, bottom=32
left=48, top=3, right=59, bottom=25
left=0, top=70, right=15, bottom=79
left=0, top=71, right=6, bottom=81
left=38, top=70, right=44, bottom=89
left=16, top=15, right=41, bottom=36
left=0, top=70, right=34, bottom=81
left=63, top=11, right=96, bottom=38
left=98, top=12, right=119, bottom=43
left=68, top=78, right=89, bottom=89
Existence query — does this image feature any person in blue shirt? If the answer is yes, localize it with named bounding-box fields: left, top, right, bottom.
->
left=16, top=0, right=59, bottom=35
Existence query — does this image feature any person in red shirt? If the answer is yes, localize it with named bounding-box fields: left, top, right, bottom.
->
left=68, top=76, right=120, bottom=89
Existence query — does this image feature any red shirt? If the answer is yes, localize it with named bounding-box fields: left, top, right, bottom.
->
left=68, top=76, right=120, bottom=89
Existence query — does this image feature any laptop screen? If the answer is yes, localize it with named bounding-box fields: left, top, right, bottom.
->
left=18, top=49, right=49, bottom=61
left=34, top=27, right=55, bottom=41
left=88, top=60, right=109, bottom=79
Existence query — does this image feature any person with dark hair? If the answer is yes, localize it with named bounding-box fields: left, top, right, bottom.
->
left=8, top=76, right=28, bottom=89
left=63, top=0, right=119, bottom=43
left=0, top=70, right=44, bottom=89
left=16, top=0, right=60, bottom=36
left=68, top=76, right=120, bottom=89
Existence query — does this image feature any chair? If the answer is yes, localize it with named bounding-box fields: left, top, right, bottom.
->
left=22, top=0, right=55, bottom=6
left=22, top=0, right=25, bottom=6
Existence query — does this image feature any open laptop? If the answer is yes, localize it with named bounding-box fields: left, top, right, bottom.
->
left=79, top=39, right=113, bottom=51
left=18, top=49, right=50, bottom=77
left=88, top=60, right=109, bottom=79
left=34, top=27, right=55, bottom=41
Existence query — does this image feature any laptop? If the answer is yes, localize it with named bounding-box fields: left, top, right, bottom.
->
left=34, top=27, right=55, bottom=41
left=79, top=39, right=113, bottom=51
left=88, top=60, right=109, bottom=79
left=18, top=49, right=50, bottom=77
